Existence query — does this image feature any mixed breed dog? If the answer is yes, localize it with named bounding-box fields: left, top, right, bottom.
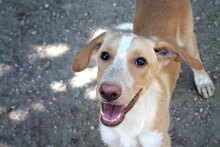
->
left=72, top=0, right=215, bottom=146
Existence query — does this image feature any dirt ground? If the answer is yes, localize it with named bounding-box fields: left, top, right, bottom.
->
left=0, top=0, right=219, bottom=147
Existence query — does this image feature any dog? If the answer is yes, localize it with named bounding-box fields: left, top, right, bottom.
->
left=72, top=0, right=215, bottom=146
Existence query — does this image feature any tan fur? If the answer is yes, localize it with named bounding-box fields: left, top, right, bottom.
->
left=132, top=0, right=214, bottom=146
left=72, top=32, right=200, bottom=146
left=72, top=0, right=215, bottom=146
left=72, top=32, right=106, bottom=72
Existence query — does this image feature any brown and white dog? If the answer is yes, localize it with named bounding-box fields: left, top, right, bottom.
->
left=72, top=0, right=215, bottom=146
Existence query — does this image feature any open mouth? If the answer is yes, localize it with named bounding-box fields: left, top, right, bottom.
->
left=100, top=89, right=142, bottom=126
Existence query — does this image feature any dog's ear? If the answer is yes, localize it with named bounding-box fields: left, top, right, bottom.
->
left=72, top=32, right=106, bottom=72
left=154, top=40, right=202, bottom=70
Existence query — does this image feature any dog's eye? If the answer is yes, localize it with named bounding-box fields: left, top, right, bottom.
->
left=101, top=52, right=110, bottom=60
left=135, top=58, right=147, bottom=67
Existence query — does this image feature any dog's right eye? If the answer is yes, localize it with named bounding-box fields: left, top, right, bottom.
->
left=135, top=57, right=147, bottom=67
left=101, top=52, right=110, bottom=60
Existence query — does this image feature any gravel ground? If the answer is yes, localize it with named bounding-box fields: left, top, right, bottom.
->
left=0, top=0, right=219, bottom=147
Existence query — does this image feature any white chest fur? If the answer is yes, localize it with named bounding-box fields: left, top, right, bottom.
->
left=100, top=124, right=163, bottom=147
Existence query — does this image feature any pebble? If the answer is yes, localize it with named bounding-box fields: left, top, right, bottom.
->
left=113, top=3, right=117, bottom=7
left=90, top=126, right=95, bottom=130
left=213, top=21, right=218, bottom=26
left=44, top=4, right=49, bottom=8
left=213, top=74, right=218, bottom=80
left=84, top=12, right=88, bottom=17
left=31, top=30, right=37, bottom=36
left=200, top=108, right=203, bottom=113
left=214, top=1, right=220, bottom=6
left=187, top=89, right=192, bottom=93
left=20, top=20, right=25, bottom=25
left=52, top=12, right=56, bottom=17
left=52, top=97, right=56, bottom=101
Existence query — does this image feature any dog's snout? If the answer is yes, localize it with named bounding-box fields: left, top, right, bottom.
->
left=99, top=83, right=122, bottom=101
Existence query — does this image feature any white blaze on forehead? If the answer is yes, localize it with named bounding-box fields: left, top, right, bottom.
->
left=100, top=34, right=135, bottom=92
left=118, top=35, right=134, bottom=55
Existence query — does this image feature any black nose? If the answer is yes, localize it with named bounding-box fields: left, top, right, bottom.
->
left=99, top=83, right=122, bottom=101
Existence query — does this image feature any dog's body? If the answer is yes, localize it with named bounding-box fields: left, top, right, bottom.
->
left=72, top=0, right=215, bottom=146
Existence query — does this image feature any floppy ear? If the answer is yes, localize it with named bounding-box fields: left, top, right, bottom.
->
left=154, top=40, right=202, bottom=70
left=72, top=32, right=106, bottom=72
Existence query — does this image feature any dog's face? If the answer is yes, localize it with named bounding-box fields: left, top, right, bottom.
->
left=72, top=32, right=201, bottom=126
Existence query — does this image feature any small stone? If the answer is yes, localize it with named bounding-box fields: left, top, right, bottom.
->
left=213, top=74, right=218, bottom=80
left=200, top=108, right=203, bottom=113
left=90, top=126, right=95, bottom=130
left=113, top=3, right=117, bottom=7
left=84, top=12, right=88, bottom=17
left=44, top=4, right=49, bottom=8
left=187, top=89, right=192, bottom=93
left=194, top=97, right=198, bottom=101
left=214, top=21, right=218, bottom=26
left=31, top=30, right=37, bottom=36
left=176, top=117, right=180, bottom=121
left=196, top=16, right=200, bottom=20
left=214, top=1, right=220, bottom=6
left=20, top=20, right=25, bottom=25
left=28, top=55, right=32, bottom=59
left=52, top=12, right=56, bottom=17
left=215, top=67, right=219, bottom=71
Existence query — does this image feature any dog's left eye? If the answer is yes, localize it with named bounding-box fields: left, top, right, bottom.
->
left=101, top=52, right=110, bottom=60
left=135, top=58, right=147, bottom=67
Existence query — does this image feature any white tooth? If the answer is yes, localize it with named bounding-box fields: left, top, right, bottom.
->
left=117, top=114, right=121, bottom=118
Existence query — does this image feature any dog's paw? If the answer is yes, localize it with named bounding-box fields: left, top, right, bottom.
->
left=193, top=70, right=215, bottom=98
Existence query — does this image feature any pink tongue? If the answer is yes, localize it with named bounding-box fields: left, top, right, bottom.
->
left=102, top=103, right=125, bottom=119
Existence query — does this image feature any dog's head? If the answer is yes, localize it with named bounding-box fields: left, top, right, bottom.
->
left=72, top=32, right=202, bottom=126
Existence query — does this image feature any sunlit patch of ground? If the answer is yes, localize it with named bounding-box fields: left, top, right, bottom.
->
left=31, top=102, right=46, bottom=112
left=8, top=107, right=29, bottom=123
left=85, top=87, right=97, bottom=100
left=33, top=43, right=70, bottom=58
left=69, top=66, right=97, bottom=88
left=0, top=64, right=12, bottom=77
left=50, top=81, right=67, bottom=92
